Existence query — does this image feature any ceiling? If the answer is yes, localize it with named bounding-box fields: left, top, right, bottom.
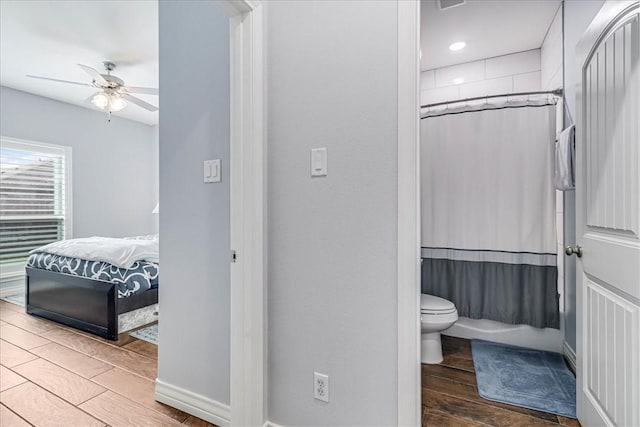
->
left=0, top=1, right=158, bottom=125
left=1, top=0, right=561, bottom=122
left=421, top=0, right=561, bottom=70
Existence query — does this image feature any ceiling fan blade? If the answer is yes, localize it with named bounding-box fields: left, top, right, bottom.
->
left=78, top=64, right=108, bottom=86
left=121, top=93, right=158, bottom=112
left=122, top=86, right=158, bottom=95
left=26, top=75, right=93, bottom=87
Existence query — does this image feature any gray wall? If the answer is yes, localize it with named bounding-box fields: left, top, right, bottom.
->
left=157, top=0, right=230, bottom=405
left=0, top=86, right=157, bottom=238
left=151, top=125, right=159, bottom=234
left=266, top=1, right=399, bottom=425
left=562, top=0, right=605, bottom=353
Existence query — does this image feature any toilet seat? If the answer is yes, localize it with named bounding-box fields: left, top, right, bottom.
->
left=422, top=307, right=457, bottom=315
left=421, top=294, right=456, bottom=315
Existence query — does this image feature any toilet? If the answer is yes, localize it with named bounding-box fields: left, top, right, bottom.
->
left=421, top=293, right=458, bottom=364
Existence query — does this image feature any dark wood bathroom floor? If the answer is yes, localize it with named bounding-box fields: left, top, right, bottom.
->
left=422, top=336, right=581, bottom=427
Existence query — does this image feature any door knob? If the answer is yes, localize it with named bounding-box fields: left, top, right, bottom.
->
left=565, top=245, right=583, bottom=257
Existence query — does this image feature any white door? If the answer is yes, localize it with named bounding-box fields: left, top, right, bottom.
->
left=575, top=2, right=640, bottom=426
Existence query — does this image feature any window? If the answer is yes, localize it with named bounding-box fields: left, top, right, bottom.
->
left=0, top=137, right=71, bottom=274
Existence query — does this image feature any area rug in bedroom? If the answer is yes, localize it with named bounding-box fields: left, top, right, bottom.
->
left=471, top=339, right=576, bottom=418
left=0, top=293, right=25, bottom=307
left=130, top=323, right=158, bottom=345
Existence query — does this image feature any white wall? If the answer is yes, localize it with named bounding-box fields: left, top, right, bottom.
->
left=0, top=86, right=157, bottom=238
left=157, top=0, right=230, bottom=408
left=539, top=3, right=568, bottom=353
left=562, top=0, right=606, bottom=355
left=541, top=5, right=564, bottom=90
left=266, top=1, right=399, bottom=425
left=421, top=49, right=542, bottom=105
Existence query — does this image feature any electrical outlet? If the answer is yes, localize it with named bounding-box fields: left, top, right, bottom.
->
left=314, top=372, right=329, bottom=402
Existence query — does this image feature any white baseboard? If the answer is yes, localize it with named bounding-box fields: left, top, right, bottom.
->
left=0, top=283, right=24, bottom=298
left=563, top=341, right=577, bottom=372
left=263, top=422, right=285, bottom=427
left=155, top=379, right=230, bottom=427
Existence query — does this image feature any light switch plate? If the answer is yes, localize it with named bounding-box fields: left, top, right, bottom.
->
left=204, top=159, right=221, bottom=183
left=311, top=148, right=327, bottom=177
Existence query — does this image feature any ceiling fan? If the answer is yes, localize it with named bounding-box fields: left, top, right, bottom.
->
left=27, top=61, right=158, bottom=118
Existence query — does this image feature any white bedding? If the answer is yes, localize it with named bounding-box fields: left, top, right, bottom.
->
left=31, top=235, right=159, bottom=269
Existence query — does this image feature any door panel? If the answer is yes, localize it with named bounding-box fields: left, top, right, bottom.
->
left=585, top=14, right=639, bottom=233
left=576, top=2, right=640, bottom=426
left=584, top=278, right=639, bottom=426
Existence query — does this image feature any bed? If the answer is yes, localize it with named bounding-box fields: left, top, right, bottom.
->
left=25, top=235, right=159, bottom=341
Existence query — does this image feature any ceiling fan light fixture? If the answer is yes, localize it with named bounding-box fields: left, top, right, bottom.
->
left=28, top=62, right=158, bottom=117
left=109, top=93, right=127, bottom=112
left=91, top=92, right=109, bottom=109
left=91, top=91, right=127, bottom=112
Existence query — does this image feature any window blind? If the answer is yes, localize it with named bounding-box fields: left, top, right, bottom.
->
left=0, top=140, right=68, bottom=266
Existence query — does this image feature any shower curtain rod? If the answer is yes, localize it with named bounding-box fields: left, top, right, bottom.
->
left=420, top=88, right=564, bottom=110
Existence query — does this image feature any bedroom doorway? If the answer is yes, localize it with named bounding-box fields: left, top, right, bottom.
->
left=152, top=2, right=266, bottom=426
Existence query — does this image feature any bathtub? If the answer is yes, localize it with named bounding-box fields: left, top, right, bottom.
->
left=443, top=316, right=564, bottom=353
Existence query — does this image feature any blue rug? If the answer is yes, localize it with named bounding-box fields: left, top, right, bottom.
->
left=130, top=323, right=158, bottom=345
left=471, top=339, right=576, bottom=418
left=0, top=294, right=25, bottom=307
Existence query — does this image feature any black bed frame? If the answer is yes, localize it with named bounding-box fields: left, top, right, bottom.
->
left=25, top=267, right=158, bottom=341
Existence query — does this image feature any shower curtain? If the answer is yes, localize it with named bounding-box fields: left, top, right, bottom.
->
left=421, top=100, right=559, bottom=329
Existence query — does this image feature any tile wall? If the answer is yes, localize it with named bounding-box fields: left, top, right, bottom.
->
left=421, top=49, right=542, bottom=106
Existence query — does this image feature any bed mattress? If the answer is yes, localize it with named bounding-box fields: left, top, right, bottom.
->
left=27, top=252, right=158, bottom=298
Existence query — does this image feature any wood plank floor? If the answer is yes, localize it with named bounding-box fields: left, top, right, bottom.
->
left=3, top=298, right=581, bottom=427
left=423, top=335, right=581, bottom=427
left=0, top=300, right=218, bottom=427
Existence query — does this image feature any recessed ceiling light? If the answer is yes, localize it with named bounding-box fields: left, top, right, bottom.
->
left=449, top=41, right=466, bottom=51
left=452, top=78, right=464, bottom=85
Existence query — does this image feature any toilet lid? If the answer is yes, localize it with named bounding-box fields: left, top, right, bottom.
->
left=421, top=294, right=456, bottom=313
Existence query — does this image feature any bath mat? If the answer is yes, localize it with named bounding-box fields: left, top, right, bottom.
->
left=130, top=323, right=158, bottom=345
left=471, top=339, right=576, bottom=418
left=0, top=293, right=25, bottom=307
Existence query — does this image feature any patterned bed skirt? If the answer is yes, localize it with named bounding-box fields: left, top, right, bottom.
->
left=27, top=252, right=158, bottom=298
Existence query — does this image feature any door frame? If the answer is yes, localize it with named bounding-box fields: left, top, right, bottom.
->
left=216, top=1, right=266, bottom=425
left=153, top=1, right=264, bottom=425
left=397, top=1, right=422, bottom=426
left=575, top=1, right=639, bottom=424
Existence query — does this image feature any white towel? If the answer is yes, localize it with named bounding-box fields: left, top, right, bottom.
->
left=554, top=125, right=575, bottom=191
